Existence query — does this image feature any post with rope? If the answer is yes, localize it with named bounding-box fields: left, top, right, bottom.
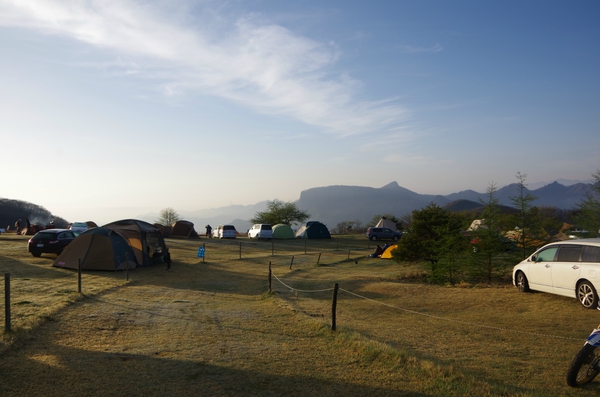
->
left=331, top=283, right=339, bottom=331
left=239, top=242, right=242, bottom=259
left=317, top=253, right=321, bottom=265
left=347, top=249, right=351, bottom=260
left=78, top=258, right=82, bottom=294
left=268, top=262, right=272, bottom=293
left=5, top=273, right=11, bottom=333
left=289, top=256, right=294, bottom=270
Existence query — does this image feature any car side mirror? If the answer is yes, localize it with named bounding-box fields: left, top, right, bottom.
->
left=530, top=255, right=537, bottom=262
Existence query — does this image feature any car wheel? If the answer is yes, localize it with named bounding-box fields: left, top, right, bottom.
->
left=31, top=252, right=41, bottom=257
left=392, top=235, right=399, bottom=241
left=577, top=281, right=599, bottom=309
left=370, top=236, right=377, bottom=241
left=515, top=271, right=530, bottom=293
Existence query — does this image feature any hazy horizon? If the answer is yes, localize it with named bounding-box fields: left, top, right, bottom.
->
left=2, top=1, right=598, bottom=225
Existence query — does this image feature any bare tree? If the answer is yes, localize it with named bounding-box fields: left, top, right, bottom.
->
left=157, top=207, right=181, bottom=226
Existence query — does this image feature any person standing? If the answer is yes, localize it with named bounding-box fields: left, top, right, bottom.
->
left=14, top=219, right=21, bottom=234
left=205, top=224, right=212, bottom=238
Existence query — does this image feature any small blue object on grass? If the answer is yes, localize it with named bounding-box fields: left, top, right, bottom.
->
left=197, top=247, right=205, bottom=258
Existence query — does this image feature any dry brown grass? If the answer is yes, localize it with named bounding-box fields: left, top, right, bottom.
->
left=0, top=234, right=598, bottom=396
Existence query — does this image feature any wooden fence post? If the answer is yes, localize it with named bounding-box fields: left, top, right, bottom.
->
left=331, top=283, right=339, bottom=331
left=347, top=249, right=351, bottom=259
left=239, top=242, right=242, bottom=259
left=289, top=256, right=294, bottom=270
left=268, top=262, right=272, bottom=293
left=272, top=239, right=274, bottom=256
left=304, top=239, right=307, bottom=254
left=317, top=253, right=322, bottom=265
left=5, top=273, right=11, bottom=333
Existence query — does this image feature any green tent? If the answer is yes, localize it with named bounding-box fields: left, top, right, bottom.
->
left=295, top=222, right=331, bottom=239
left=272, top=224, right=295, bottom=239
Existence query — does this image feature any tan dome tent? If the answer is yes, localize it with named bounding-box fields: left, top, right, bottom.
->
left=53, top=219, right=168, bottom=271
left=170, top=220, right=199, bottom=239
left=272, top=224, right=295, bottom=239
left=153, top=223, right=172, bottom=238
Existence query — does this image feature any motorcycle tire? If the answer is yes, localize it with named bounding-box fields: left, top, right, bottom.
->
left=567, top=343, right=600, bottom=387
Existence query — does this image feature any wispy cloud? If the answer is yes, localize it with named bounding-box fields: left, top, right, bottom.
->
left=0, top=0, right=409, bottom=136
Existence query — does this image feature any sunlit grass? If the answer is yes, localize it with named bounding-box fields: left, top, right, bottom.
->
left=0, top=234, right=598, bottom=396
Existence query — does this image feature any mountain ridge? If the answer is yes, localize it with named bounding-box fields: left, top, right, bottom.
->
left=2, top=180, right=593, bottom=234
left=180, top=180, right=593, bottom=231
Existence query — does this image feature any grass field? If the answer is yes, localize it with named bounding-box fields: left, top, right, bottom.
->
left=0, top=234, right=599, bottom=396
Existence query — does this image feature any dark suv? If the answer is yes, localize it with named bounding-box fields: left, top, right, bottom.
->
left=366, top=227, right=402, bottom=241
left=28, top=229, right=77, bottom=257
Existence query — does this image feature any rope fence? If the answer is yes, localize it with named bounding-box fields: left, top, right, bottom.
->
left=270, top=268, right=584, bottom=342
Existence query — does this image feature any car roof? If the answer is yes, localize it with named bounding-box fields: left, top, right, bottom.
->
left=36, top=229, right=72, bottom=234
left=540, top=238, right=600, bottom=248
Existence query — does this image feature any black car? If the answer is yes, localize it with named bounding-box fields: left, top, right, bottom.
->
left=366, top=227, right=402, bottom=241
left=27, top=229, right=77, bottom=257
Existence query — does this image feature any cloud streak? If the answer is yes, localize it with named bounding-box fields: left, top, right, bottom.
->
left=0, top=0, right=409, bottom=136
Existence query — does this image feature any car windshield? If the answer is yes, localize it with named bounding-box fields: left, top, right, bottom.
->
left=223, top=225, right=236, bottom=230
left=72, top=222, right=87, bottom=227
left=262, top=225, right=272, bottom=230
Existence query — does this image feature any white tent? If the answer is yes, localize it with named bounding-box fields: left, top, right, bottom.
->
left=375, top=218, right=398, bottom=231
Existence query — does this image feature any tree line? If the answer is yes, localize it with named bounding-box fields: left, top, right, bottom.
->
left=391, top=171, right=600, bottom=285
left=0, top=198, right=68, bottom=230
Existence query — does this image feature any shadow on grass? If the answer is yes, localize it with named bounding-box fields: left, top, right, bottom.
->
left=0, top=344, right=439, bottom=397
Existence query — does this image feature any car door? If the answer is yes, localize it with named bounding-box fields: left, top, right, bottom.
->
left=552, top=245, right=582, bottom=297
left=528, top=246, right=558, bottom=293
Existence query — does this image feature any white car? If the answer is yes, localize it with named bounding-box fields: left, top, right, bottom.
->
left=248, top=224, right=273, bottom=239
left=69, top=222, right=89, bottom=234
left=512, top=238, right=600, bottom=309
left=212, top=225, right=237, bottom=239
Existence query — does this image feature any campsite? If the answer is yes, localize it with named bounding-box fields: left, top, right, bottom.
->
left=0, top=233, right=598, bottom=396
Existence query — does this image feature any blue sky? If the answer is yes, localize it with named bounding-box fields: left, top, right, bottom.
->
left=2, top=0, right=599, bottom=225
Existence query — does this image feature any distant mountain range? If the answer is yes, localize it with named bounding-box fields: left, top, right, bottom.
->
left=167, top=180, right=593, bottom=232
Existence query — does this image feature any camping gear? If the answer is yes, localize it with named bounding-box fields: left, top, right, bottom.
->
left=170, top=220, right=199, bottom=238
left=53, top=219, right=167, bottom=271
left=380, top=244, right=398, bottom=259
left=375, top=217, right=399, bottom=231
left=295, top=222, right=331, bottom=239
left=272, top=224, right=295, bottom=239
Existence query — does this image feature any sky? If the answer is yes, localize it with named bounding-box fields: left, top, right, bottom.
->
left=2, top=0, right=599, bottom=225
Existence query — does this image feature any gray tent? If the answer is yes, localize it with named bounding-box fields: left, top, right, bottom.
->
left=295, top=222, right=331, bottom=239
